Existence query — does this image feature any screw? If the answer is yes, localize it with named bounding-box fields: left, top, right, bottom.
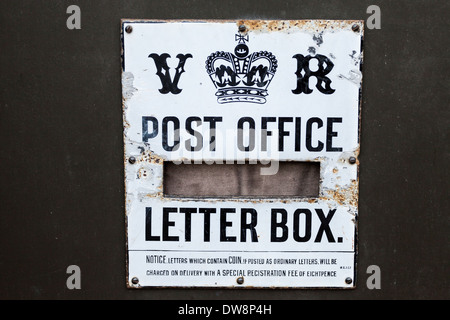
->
left=131, top=277, right=139, bottom=285
left=351, top=24, right=360, bottom=32
left=128, top=156, right=136, bottom=164
left=345, top=277, right=353, bottom=284
left=238, top=24, right=246, bottom=32
left=125, top=25, right=133, bottom=33
left=236, top=276, right=244, bottom=285
left=349, top=156, right=357, bottom=164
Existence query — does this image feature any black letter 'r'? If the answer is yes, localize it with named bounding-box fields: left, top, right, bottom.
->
left=292, top=54, right=335, bottom=95
left=149, top=53, right=193, bottom=94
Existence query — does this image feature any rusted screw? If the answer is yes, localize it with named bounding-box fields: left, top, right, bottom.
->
left=349, top=156, right=357, bottom=164
left=236, top=276, right=244, bottom=285
left=238, top=24, right=246, bottom=32
left=345, top=277, right=353, bottom=284
left=125, top=25, right=133, bottom=33
left=131, top=277, right=139, bottom=285
left=351, top=24, right=360, bottom=32
left=128, top=156, right=136, bottom=164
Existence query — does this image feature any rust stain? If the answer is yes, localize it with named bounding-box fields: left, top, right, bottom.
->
left=322, top=179, right=359, bottom=208
left=237, top=19, right=364, bottom=33
left=125, top=150, right=164, bottom=166
left=142, top=150, right=164, bottom=164
left=122, top=116, right=130, bottom=129
left=143, top=191, right=164, bottom=199
left=137, top=167, right=150, bottom=179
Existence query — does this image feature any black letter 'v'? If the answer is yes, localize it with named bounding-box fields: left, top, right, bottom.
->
left=149, top=53, right=193, bottom=94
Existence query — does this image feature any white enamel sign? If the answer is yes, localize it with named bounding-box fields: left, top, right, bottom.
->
left=122, top=20, right=363, bottom=288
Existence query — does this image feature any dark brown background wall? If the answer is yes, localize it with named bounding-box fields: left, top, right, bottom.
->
left=0, top=0, right=448, bottom=300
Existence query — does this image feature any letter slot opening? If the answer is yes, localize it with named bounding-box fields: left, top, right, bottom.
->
left=163, top=161, right=320, bottom=198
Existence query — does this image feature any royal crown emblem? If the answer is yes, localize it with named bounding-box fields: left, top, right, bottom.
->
left=205, top=34, right=278, bottom=104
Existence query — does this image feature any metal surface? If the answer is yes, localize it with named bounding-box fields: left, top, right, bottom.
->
left=122, top=20, right=362, bottom=288
left=0, top=0, right=448, bottom=299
